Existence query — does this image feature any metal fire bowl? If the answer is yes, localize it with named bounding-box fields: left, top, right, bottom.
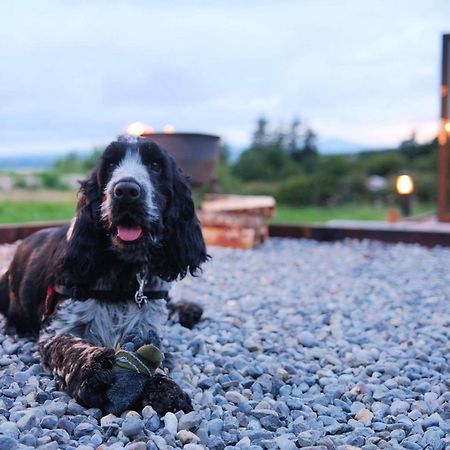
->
left=143, top=132, right=221, bottom=187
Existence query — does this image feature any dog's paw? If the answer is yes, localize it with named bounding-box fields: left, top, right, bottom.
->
left=70, top=347, right=115, bottom=409
left=143, top=374, right=193, bottom=415
left=169, top=301, right=203, bottom=329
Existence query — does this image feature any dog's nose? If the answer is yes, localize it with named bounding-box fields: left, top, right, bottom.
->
left=114, top=181, right=141, bottom=201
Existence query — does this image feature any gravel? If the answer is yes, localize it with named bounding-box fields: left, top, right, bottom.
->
left=0, top=237, right=449, bottom=449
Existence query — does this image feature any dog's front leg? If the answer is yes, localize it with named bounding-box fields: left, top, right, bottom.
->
left=39, top=334, right=115, bottom=408
left=104, top=330, right=192, bottom=415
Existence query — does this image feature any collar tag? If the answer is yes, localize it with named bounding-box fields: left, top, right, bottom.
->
left=134, top=272, right=148, bottom=308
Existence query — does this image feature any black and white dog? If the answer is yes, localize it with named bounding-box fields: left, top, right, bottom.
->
left=0, top=137, right=208, bottom=414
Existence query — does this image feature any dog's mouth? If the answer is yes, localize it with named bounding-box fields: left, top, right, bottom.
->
left=111, top=214, right=160, bottom=245
left=113, top=215, right=144, bottom=242
left=117, top=224, right=142, bottom=241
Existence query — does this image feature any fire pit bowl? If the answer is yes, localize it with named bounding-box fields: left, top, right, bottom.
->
left=142, top=132, right=221, bottom=187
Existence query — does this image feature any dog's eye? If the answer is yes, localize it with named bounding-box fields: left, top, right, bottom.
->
left=149, top=162, right=161, bottom=173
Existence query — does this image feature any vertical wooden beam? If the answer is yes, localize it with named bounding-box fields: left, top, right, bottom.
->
left=438, top=34, right=450, bottom=222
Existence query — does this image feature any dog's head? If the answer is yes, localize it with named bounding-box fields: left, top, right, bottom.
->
left=64, top=137, right=207, bottom=281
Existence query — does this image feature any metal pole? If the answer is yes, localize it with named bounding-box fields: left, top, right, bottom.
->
left=399, top=194, right=411, bottom=217
left=438, top=34, right=450, bottom=222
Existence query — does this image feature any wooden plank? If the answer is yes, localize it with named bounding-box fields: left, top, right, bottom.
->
left=0, top=221, right=68, bottom=245
left=198, top=210, right=269, bottom=248
left=269, top=224, right=450, bottom=247
left=202, top=194, right=276, bottom=218
left=201, top=225, right=257, bottom=249
left=197, top=210, right=264, bottom=228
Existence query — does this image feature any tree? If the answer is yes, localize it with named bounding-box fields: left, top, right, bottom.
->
left=286, top=117, right=301, bottom=153
left=251, top=117, right=268, bottom=148
left=220, top=143, right=231, bottom=164
left=290, top=127, right=318, bottom=168
left=302, top=128, right=318, bottom=157
left=400, top=130, right=418, bottom=149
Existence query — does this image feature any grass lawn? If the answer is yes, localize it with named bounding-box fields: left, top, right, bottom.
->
left=0, top=190, right=435, bottom=226
left=0, top=200, right=76, bottom=224
left=270, top=203, right=435, bottom=224
left=0, top=191, right=76, bottom=225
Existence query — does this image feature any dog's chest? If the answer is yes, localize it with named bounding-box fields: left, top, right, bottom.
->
left=46, top=298, right=167, bottom=348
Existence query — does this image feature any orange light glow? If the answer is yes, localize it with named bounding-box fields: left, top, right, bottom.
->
left=445, top=121, right=450, bottom=133
left=163, top=124, right=176, bottom=134
left=125, top=122, right=154, bottom=136
left=396, top=175, right=414, bottom=195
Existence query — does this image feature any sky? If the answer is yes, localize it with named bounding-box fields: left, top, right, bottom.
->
left=0, top=0, right=449, bottom=156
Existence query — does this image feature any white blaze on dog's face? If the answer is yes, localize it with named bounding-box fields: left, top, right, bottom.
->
left=101, top=150, right=159, bottom=233
left=98, top=139, right=166, bottom=248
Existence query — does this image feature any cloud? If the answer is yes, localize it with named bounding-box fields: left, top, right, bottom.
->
left=0, top=0, right=449, bottom=154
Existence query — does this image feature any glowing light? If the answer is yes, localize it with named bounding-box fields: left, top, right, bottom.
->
left=396, top=175, right=414, bottom=195
left=125, top=122, right=154, bottom=136
left=445, top=121, right=450, bottom=133
left=163, top=124, right=176, bottom=134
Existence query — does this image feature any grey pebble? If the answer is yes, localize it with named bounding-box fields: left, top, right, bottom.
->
left=0, top=239, right=448, bottom=449
left=37, top=442, right=59, bottom=450
left=297, top=331, right=318, bottom=348
left=40, top=415, right=58, bottom=429
left=0, top=422, right=20, bottom=439
left=206, top=435, right=225, bottom=449
left=0, top=436, right=17, bottom=450
left=58, top=417, right=76, bottom=434
left=208, top=417, right=224, bottom=435
left=144, top=415, right=161, bottom=432
left=19, top=433, right=37, bottom=447
left=146, top=441, right=159, bottom=450
left=178, top=411, right=202, bottom=431
left=73, top=422, right=96, bottom=439
left=16, top=412, right=40, bottom=431
left=390, top=400, right=410, bottom=415
left=44, top=401, right=67, bottom=418
left=121, top=417, right=143, bottom=437
left=420, top=428, right=444, bottom=449
left=66, top=402, right=85, bottom=415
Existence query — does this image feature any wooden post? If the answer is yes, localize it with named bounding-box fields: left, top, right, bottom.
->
left=438, top=34, right=450, bottom=222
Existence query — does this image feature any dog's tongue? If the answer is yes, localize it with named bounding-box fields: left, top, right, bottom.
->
left=117, top=225, right=142, bottom=241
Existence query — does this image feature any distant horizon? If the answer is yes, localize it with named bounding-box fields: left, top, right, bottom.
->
left=0, top=137, right=381, bottom=160
left=0, top=121, right=439, bottom=158
left=0, top=132, right=436, bottom=170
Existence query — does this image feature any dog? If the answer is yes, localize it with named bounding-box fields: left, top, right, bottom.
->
left=0, top=137, right=208, bottom=415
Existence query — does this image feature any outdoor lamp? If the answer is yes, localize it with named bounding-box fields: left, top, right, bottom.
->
left=396, top=174, right=414, bottom=217
left=126, top=122, right=154, bottom=137
left=163, top=124, right=176, bottom=134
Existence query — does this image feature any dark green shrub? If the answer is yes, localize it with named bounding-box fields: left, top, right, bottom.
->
left=275, top=176, right=315, bottom=206
left=233, top=145, right=299, bottom=181
left=13, top=174, right=28, bottom=189
left=414, top=172, right=437, bottom=202
left=39, top=172, right=69, bottom=190
left=358, top=152, right=409, bottom=177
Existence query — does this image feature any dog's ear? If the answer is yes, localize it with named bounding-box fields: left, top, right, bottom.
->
left=157, top=164, right=208, bottom=281
left=61, top=170, right=104, bottom=281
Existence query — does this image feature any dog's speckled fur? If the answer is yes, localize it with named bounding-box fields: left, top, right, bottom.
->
left=0, top=137, right=207, bottom=414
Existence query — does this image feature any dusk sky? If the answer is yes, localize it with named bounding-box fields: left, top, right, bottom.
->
left=0, top=1, right=449, bottom=155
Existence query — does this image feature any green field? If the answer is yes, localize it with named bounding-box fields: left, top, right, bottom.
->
left=0, top=200, right=76, bottom=224
left=270, top=203, right=434, bottom=224
left=0, top=192, right=434, bottom=225
left=0, top=191, right=76, bottom=224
